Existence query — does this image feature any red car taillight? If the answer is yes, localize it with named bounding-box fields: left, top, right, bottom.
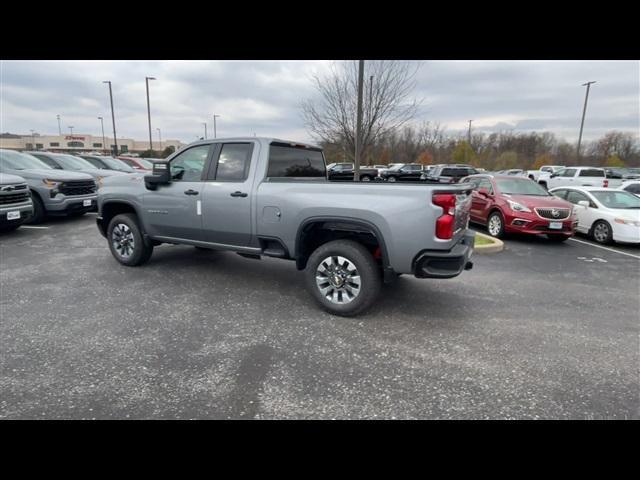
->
left=433, top=193, right=456, bottom=239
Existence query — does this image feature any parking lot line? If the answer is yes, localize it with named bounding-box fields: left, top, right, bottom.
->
left=568, top=237, right=640, bottom=260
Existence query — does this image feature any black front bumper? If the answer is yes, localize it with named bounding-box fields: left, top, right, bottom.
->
left=412, top=231, right=475, bottom=279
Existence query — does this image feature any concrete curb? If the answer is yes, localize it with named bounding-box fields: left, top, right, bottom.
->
left=474, top=232, right=504, bottom=254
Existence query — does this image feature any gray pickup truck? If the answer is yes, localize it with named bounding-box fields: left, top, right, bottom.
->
left=0, top=173, right=34, bottom=232
left=96, top=138, right=474, bottom=315
left=0, top=149, right=97, bottom=223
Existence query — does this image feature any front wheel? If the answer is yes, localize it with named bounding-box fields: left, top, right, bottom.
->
left=360, top=175, right=372, bottom=182
left=591, top=220, right=613, bottom=244
left=107, top=213, right=154, bottom=266
left=487, top=211, right=505, bottom=239
left=305, top=240, right=381, bottom=317
left=386, top=176, right=396, bottom=183
left=25, top=194, right=45, bottom=224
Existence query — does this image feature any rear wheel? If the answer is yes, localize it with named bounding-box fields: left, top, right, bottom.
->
left=305, top=240, right=381, bottom=317
left=591, top=220, right=613, bottom=244
left=25, top=194, right=45, bottom=224
left=387, top=176, right=397, bottom=183
left=107, top=213, right=154, bottom=266
left=360, top=175, right=372, bottom=182
left=487, top=211, right=505, bottom=239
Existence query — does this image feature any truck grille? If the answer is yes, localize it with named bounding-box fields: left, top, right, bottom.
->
left=59, top=180, right=96, bottom=196
left=0, top=191, right=30, bottom=205
left=535, top=207, right=570, bottom=220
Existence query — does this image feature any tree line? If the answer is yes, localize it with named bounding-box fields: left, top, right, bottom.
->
left=320, top=126, right=640, bottom=169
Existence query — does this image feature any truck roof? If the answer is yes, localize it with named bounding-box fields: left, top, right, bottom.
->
left=186, top=137, right=321, bottom=151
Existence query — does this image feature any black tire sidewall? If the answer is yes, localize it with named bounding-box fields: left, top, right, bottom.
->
left=305, top=240, right=381, bottom=317
left=107, top=213, right=153, bottom=266
left=26, top=194, right=45, bottom=224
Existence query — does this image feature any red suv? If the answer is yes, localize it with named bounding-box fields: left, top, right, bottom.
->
left=462, top=174, right=578, bottom=242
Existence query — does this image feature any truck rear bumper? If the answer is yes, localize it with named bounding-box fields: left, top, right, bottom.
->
left=412, top=231, right=475, bottom=279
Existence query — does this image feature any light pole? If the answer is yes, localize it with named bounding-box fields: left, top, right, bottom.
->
left=56, top=115, right=62, bottom=135
left=354, top=60, right=365, bottom=182
left=103, top=81, right=118, bottom=156
left=202, top=122, right=208, bottom=139
left=145, top=76, right=156, bottom=151
left=98, top=117, right=106, bottom=155
left=213, top=114, right=220, bottom=138
left=577, top=81, right=596, bottom=161
left=156, top=128, right=162, bottom=151
left=68, top=126, right=74, bottom=136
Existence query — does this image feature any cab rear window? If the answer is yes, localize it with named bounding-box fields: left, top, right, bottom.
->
left=267, top=145, right=326, bottom=178
left=579, top=169, right=605, bottom=177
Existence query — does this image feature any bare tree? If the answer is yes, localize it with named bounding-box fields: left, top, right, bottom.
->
left=301, top=61, right=421, bottom=160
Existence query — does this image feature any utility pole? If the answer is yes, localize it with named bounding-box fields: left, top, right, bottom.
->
left=98, top=117, right=106, bottom=155
left=354, top=60, right=365, bottom=182
left=103, top=81, right=118, bottom=156
left=146, top=76, right=156, bottom=151
left=56, top=115, right=62, bottom=135
left=213, top=114, right=220, bottom=138
left=68, top=126, right=74, bottom=136
left=467, top=120, right=473, bottom=145
left=577, top=81, right=596, bottom=161
left=202, top=122, right=208, bottom=139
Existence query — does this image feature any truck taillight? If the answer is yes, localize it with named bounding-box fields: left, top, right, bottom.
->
left=603, top=179, right=609, bottom=188
left=433, top=193, right=456, bottom=239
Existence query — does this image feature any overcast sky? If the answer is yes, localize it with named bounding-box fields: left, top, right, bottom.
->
left=1, top=60, right=638, bottom=145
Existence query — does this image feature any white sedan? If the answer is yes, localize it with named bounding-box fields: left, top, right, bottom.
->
left=548, top=186, right=640, bottom=244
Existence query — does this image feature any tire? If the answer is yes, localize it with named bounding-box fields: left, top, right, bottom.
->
left=25, top=194, right=45, bottom=224
left=547, top=234, right=569, bottom=242
left=305, top=239, right=381, bottom=317
left=387, top=176, right=397, bottom=183
left=591, top=220, right=613, bottom=245
left=107, top=213, right=154, bottom=266
left=487, top=211, right=505, bottom=239
left=360, top=175, right=372, bottom=182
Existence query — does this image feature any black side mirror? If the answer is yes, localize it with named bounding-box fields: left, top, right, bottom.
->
left=144, top=161, right=171, bottom=190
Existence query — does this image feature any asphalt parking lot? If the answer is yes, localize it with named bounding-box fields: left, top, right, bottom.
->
left=1, top=214, right=638, bottom=419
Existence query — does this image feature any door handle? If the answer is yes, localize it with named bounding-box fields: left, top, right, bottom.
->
left=184, top=189, right=199, bottom=195
left=230, top=191, right=248, bottom=197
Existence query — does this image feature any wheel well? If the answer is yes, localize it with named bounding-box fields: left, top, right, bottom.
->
left=102, top=202, right=138, bottom=228
left=29, top=188, right=43, bottom=204
left=295, top=220, right=386, bottom=270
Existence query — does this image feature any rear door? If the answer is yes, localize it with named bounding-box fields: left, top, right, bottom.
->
left=143, top=144, right=212, bottom=241
left=201, top=142, right=256, bottom=246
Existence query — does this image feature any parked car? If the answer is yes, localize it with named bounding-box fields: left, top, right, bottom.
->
left=326, top=163, right=378, bottom=182
left=78, top=155, right=137, bottom=173
left=423, top=165, right=479, bottom=184
left=379, top=163, right=425, bottom=182
left=376, top=163, right=404, bottom=177
left=549, top=186, right=640, bottom=244
left=527, top=165, right=564, bottom=182
left=28, top=152, right=128, bottom=188
left=462, top=174, right=577, bottom=241
left=117, top=156, right=155, bottom=171
left=543, top=166, right=622, bottom=190
left=0, top=172, right=34, bottom=232
left=621, top=180, right=640, bottom=197
left=96, top=137, right=475, bottom=316
left=605, top=167, right=640, bottom=181
left=0, top=149, right=97, bottom=223
left=501, top=169, right=527, bottom=177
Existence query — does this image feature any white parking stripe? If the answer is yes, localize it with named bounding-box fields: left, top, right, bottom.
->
left=19, top=226, right=50, bottom=229
left=568, top=237, right=640, bottom=260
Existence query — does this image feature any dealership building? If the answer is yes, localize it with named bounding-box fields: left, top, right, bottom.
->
left=0, top=132, right=186, bottom=155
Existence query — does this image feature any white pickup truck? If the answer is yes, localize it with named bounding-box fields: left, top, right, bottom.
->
left=527, top=165, right=564, bottom=183
left=543, top=166, right=623, bottom=190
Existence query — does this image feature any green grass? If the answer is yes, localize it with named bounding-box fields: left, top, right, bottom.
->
left=474, top=235, right=494, bottom=246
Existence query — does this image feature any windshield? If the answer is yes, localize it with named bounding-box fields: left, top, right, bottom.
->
left=56, top=155, right=95, bottom=170
left=137, top=158, right=153, bottom=168
left=0, top=150, right=52, bottom=170
left=102, top=157, right=135, bottom=172
left=389, top=164, right=404, bottom=171
left=496, top=178, right=549, bottom=196
left=591, top=190, right=640, bottom=209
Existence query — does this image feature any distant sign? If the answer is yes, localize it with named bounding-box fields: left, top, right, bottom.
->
left=65, top=135, right=86, bottom=141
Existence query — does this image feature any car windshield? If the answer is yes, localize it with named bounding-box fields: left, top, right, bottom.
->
left=389, top=164, right=404, bottom=171
left=0, top=150, right=52, bottom=170
left=56, top=155, right=95, bottom=170
left=496, top=178, right=549, bottom=196
left=102, top=157, right=135, bottom=172
left=591, top=190, right=640, bottom=209
left=137, top=158, right=153, bottom=168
